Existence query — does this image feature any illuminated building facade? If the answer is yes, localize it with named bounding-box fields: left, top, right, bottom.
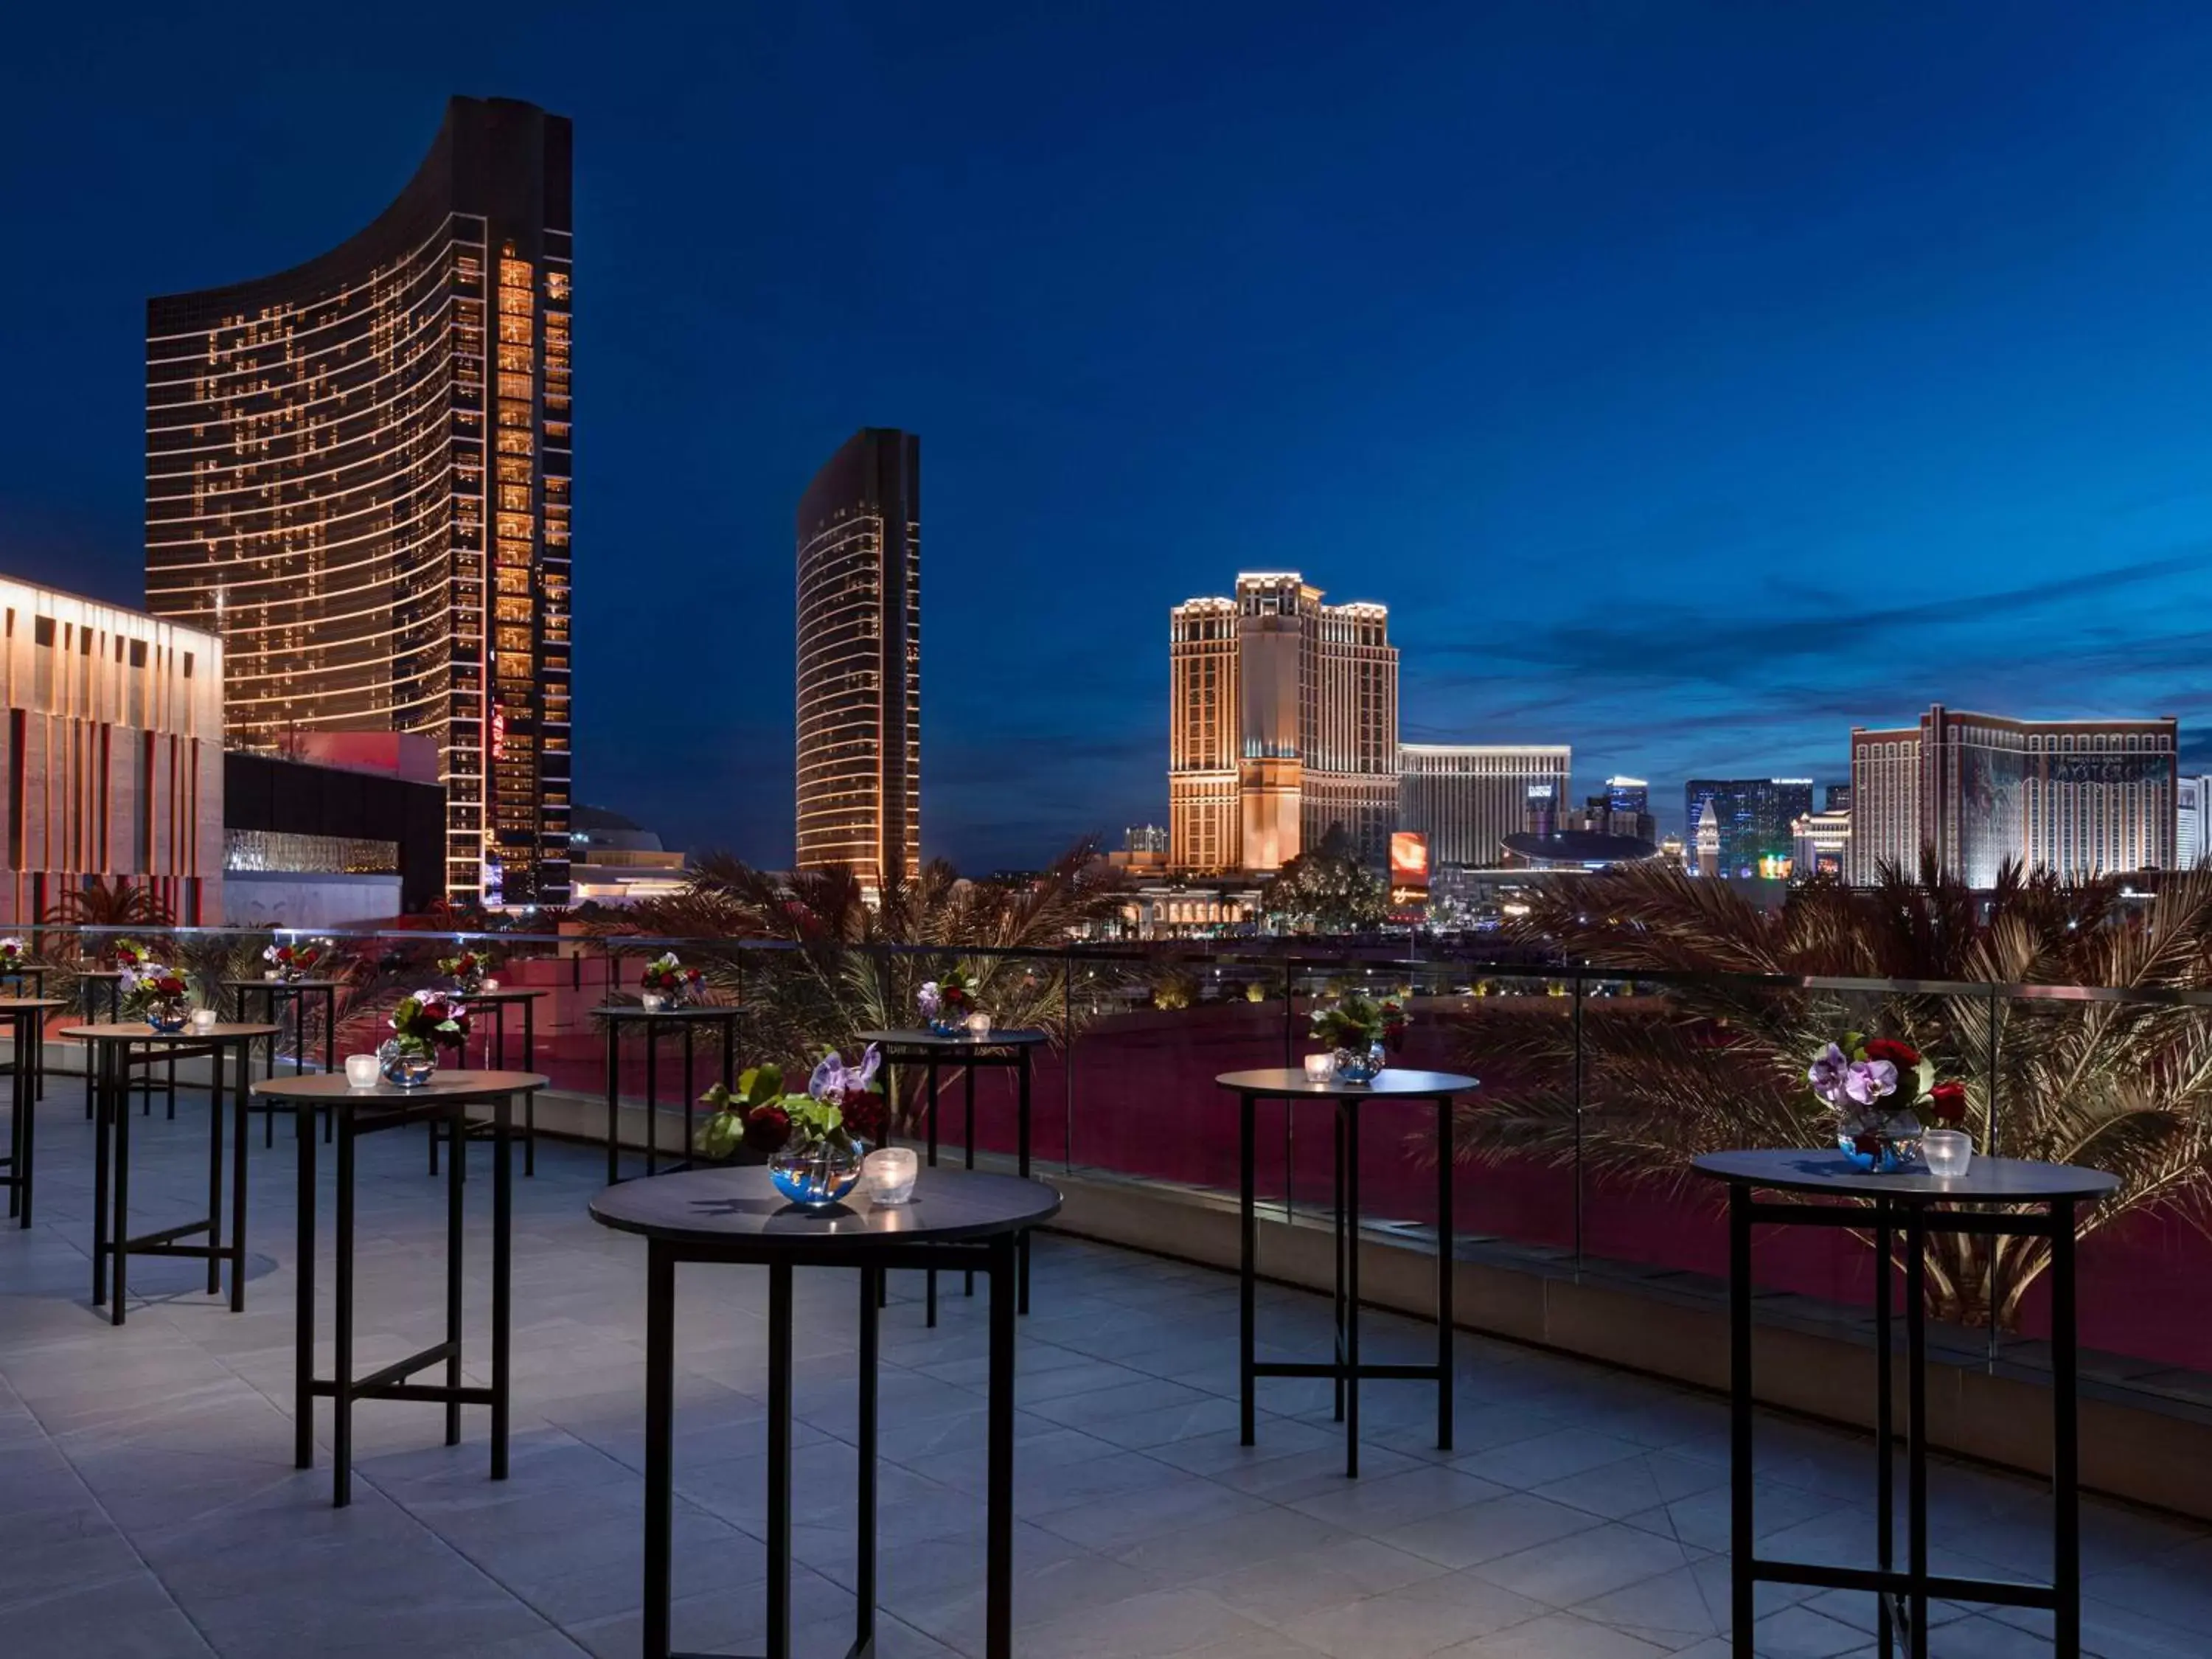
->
left=1790, top=805, right=1851, bottom=879
left=1683, top=778, right=1814, bottom=879
left=795, top=428, right=920, bottom=892
left=145, top=95, right=573, bottom=906
left=1169, top=574, right=1397, bottom=874
left=1848, top=706, right=2177, bottom=886
left=2177, top=775, right=2211, bottom=869
left=0, top=578, right=223, bottom=925
left=1397, top=744, right=1571, bottom=867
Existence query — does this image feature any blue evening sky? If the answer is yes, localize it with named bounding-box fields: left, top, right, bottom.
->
left=5, top=3, right=2212, bottom=861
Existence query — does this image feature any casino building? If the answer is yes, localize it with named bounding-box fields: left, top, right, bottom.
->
left=145, top=95, right=573, bottom=907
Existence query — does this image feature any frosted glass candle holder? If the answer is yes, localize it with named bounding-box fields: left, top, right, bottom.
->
left=481, top=977, right=500, bottom=993
left=1303, top=1053, right=1333, bottom=1082
left=966, top=1012, right=992, bottom=1039
left=1921, top=1129, right=1973, bottom=1180
left=344, top=1054, right=381, bottom=1089
left=863, top=1147, right=918, bottom=1205
left=189, top=1008, right=218, bottom=1033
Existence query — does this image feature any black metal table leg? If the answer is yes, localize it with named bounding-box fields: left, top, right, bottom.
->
left=766, top=1260, right=793, bottom=1659
left=1239, top=1090, right=1256, bottom=1446
left=229, top=1048, right=248, bottom=1312
left=522, top=999, right=537, bottom=1177
left=1877, top=1211, right=1894, bottom=1654
left=91, top=1040, right=111, bottom=1305
left=1906, top=1203, right=1928, bottom=1659
left=492, top=1088, right=512, bottom=1481
left=1345, top=1096, right=1362, bottom=1479
left=964, top=1057, right=977, bottom=1297
left=605, top=1020, right=622, bottom=1188
left=445, top=1096, right=465, bottom=1447
left=925, top=1054, right=939, bottom=1327
left=111, top=1045, right=132, bottom=1325
left=1729, top=1181, right=1753, bottom=1658
left=682, top=1024, right=695, bottom=1171
left=858, top=1264, right=880, bottom=1657
left=2053, top=1200, right=2081, bottom=1659
left=644, top=1022, right=659, bottom=1178
left=1017, top=1048, right=1033, bottom=1314
left=206, top=1043, right=225, bottom=1295
left=294, top=1101, right=316, bottom=1470
left=1436, top=1093, right=1453, bottom=1450
left=1332, top=1100, right=1347, bottom=1424
left=987, top=1231, right=1017, bottom=1659
left=334, top=1106, right=356, bottom=1507
left=642, top=1239, right=675, bottom=1659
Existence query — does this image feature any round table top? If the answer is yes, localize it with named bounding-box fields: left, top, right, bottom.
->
left=60, top=1021, right=279, bottom=1044
left=459, top=987, right=546, bottom=1003
left=222, top=977, right=344, bottom=990
left=0, top=995, right=62, bottom=1012
left=591, top=1002, right=742, bottom=1020
left=590, top=1164, right=1061, bottom=1251
left=1217, top=1067, right=1478, bottom=1098
left=1690, top=1147, right=2120, bottom=1203
left=250, top=1068, right=549, bottom=1106
left=857, top=1027, right=1051, bottom=1048
left=76, top=968, right=125, bottom=980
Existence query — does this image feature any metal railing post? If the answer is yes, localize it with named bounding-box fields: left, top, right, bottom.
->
left=1572, top=970, right=1586, bottom=1273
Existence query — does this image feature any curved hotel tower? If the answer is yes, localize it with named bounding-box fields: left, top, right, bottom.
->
left=145, top=96, right=573, bottom=906
left=795, top=429, right=920, bottom=894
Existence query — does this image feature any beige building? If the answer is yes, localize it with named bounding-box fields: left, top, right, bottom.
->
left=0, top=577, right=224, bottom=924
left=1848, top=705, right=2177, bottom=886
left=1398, top=745, right=1571, bottom=867
left=1168, top=574, right=1397, bottom=874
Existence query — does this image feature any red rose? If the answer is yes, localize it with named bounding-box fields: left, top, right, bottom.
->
left=1863, top=1038, right=1921, bottom=1070
left=743, top=1104, right=790, bottom=1155
left=1852, top=1130, right=1883, bottom=1156
left=841, top=1094, right=888, bottom=1146
left=1928, top=1081, right=1968, bottom=1124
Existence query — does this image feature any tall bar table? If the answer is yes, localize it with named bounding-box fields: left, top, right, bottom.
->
left=856, top=1026, right=1048, bottom=1321
left=63, top=1020, right=274, bottom=1326
left=591, top=1165, right=1060, bottom=1659
left=595, top=1004, right=740, bottom=1185
left=73, top=969, right=125, bottom=1118
left=1, top=964, right=50, bottom=1099
left=254, top=1068, right=546, bottom=1507
left=226, top=977, right=341, bottom=1147
left=1217, top=1066, right=1472, bottom=1478
left=429, top=988, right=546, bottom=1176
left=1692, top=1149, right=2119, bottom=1659
left=0, top=998, right=63, bottom=1225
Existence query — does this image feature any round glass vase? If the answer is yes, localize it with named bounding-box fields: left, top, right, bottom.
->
left=143, top=998, right=190, bottom=1034
left=1332, top=1042, right=1386, bottom=1085
left=768, top=1135, right=864, bottom=1208
left=451, top=975, right=483, bottom=998
left=1837, top=1111, right=1924, bottom=1173
left=927, top=1016, right=967, bottom=1038
left=378, top=1037, right=439, bottom=1088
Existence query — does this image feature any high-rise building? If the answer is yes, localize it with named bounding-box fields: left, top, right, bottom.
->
left=1124, top=824, right=1169, bottom=855
left=795, top=428, right=921, bottom=894
left=145, top=95, right=573, bottom=907
left=1604, top=777, right=1649, bottom=818
left=1848, top=706, right=2177, bottom=886
left=1825, top=783, right=1853, bottom=813
left=1694, top=799, right=1720, bottom=878
left=1791, top=805, right=1851, bottom=879
left=1683, top=779, right=1815, bottom=879
left=1397, top=745, right=1571, bottom=867
left=0, top=577, right=225, bottom=924
left=2177, top=776, right=2211, bottom=869
left=1168, top=573, right=1397, bottom=874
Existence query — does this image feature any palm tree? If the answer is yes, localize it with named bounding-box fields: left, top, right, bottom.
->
left=599, top=843, right=1130, bottom=1128
left=1455, top=853, right=2212, bottom=1326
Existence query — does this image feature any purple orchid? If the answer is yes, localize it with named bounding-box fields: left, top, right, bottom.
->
left=808, top=1043, right=883, bottom=1105
left=1843, top=1059, right=1897, bottom=1107
left=917, top=981, right=942, bottom=1020
left=1806, top=1043, right=1851, bottom=1105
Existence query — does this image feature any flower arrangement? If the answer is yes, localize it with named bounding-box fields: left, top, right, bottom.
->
left=108, top=939, right=153, bottom=972
left=918, top=968, right=978, bottom=1034
left=263, top=939, right=327, bottom=981
left=1808, top=1033, right=1966, bottom=1170
left=389, top=992, right=472, bottom=1054
left=0, top=936, right=26, bottom=971
left=639, top=952, right=703, bottom=1007
left=699, top=1044, right=888, bottom=1160
left=119, top=961, right=191, bottom=1029
left=1310, top=992, right=1409, bottom=1054
left=438, top=947, right=496, bottom=992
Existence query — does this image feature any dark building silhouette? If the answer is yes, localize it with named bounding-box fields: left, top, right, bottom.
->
left=145, top=95, right=574, bottom=906
left=795, top=428, right=920, bottom=893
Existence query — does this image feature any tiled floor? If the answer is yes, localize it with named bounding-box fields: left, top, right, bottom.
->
left=2, top=1086, right=2208, bottom=1658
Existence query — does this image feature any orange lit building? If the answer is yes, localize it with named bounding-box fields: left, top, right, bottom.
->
left=144, top=96, right=573, bottom=906
left=1168, top=574, right=1397, bottom=875
left=795, top=428, right=921, bottom=894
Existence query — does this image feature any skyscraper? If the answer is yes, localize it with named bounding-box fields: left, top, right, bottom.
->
left=2177, top=776, right=2211, bottom=869
left=145, top=95, right=574, bottom=907
left=1397, top=745, right=1571, bottom=867
left=795, top=428, right=921, bottom=894
left=1848, top=706, right=2176, bottom=886
left=1683, top=779, right=1815, bottom=878
left=1168, top=573, right=1397, bottom=874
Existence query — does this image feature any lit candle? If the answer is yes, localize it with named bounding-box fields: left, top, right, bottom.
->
left=189, top=1007, right=218, bottom=1033
left=344, top=1054, right=380, bottom=1089
left=863, top=1147, right=918, bottom=1205
left=1303, top=1053, right=1333, bottom=1082
left=1921, top=1130, right=1973, bottom=1180
left=966, top=1012, right=992, bottom=1039
left=481, top=977, right=500, bottom=993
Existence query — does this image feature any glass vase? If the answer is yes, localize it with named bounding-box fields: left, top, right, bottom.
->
left=768, top=1136, right=864, bottom=1208
left=144, top=998, right=189, bottom=1034
left=1837, top=1112, right=1924, bottom=1173
left=1332, top=1042, right=1385, bottom=1085
left=378, top=1038, right=439, bottom=1088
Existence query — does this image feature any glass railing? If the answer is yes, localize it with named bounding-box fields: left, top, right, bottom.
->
left=18, top=922, right=2211, bottom=1405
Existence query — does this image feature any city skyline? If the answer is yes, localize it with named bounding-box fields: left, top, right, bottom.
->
left=10, top=6, right=2212, bottom=869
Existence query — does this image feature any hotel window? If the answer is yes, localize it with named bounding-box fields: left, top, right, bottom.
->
left=496, top=431, right=533, bottom=456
